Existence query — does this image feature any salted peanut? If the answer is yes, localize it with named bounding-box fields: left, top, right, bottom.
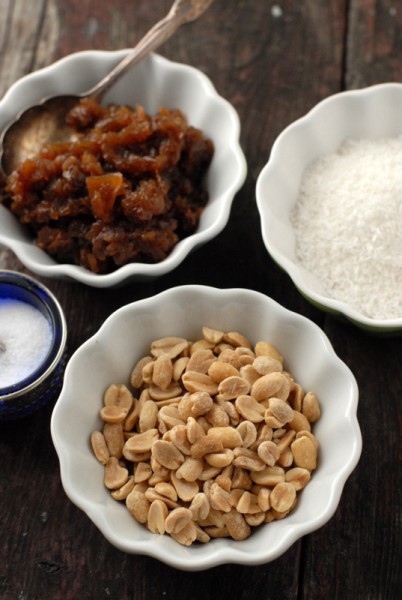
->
left=147, top=499, right=168, bottom=534
left=202, top=326, right=224, bottom=344
left=133, top=481, right=149, bottom=494
left=104, top=383, right=134, bottom=412
left=186, top=416, right=205, bottom=444
left=194, top=523, right=211, bottom=544
left=250, top=424, right=273, bottom=451
left=302, top=391, right=321, bottom=423
left=239, top=364, right=260, bottom=386
left=264, top=510, right=275, bottom=523
left=189, top=492, right=210, bottom=521
left=235, top=395, right=266, bottom=423
left=165, top=507, right=193, bottom=535
left=205, top=448, right=234, bottom=468
left=214, top=473, right=232, bottom=493
left=150, top=456, right=170, bottom=478
left=104, top=457, right=129, bottom=490
left=182, top=371, right=219, bottom=395
left=100, top=405, right=129, bottom=424
left=296, top=429, right=319, bottom=449
left=191, top=435, right=223, bottom=459
left=251, top=465, right=286, bottom=486
left=167, top=425, right=191, bottom=456
left=171, top=471, right=199, bottom=502
left=275, top=429, right=296, bottom=454
left=134, top=461, right=153, bottom=483
left=204, top=524, right=230, bottom=539
left=126, top=490, right=150, bottom=523
left=257, top=487, right=271, bottom=512
left=123, top=448, right=151, bottom=463
left=208, top=360, right=239, bottom=383
left=233, top=448, right=266, bottom=472
left=189, top=339, right=215, bottom=355
left=268, top=397, right=294, bottom=424
left=205, top=404, right=230, bottom=427
left=218, top=375, right=251, bottom=400
left=288, top=410, right=311, bottom=432
left=285, top=467, right=311, bottom=490
left=198, top=464, right=222, bottom=481
left=245, top=512, right=265, bottom=527
left=91, top=431, right=110, bottom=464
left=288, top=382, right=304, bottom=411
left=231, top=466, right=253, bottom=490
left=148, top=382, right=182, bottom=401
left=148, top=472, right=170, bottom=486
left=258, top=440, right=281, bottom=466
left=170, top=520, right=198, bottom=546
left=236, top=490, right=251, bottom=514
left=196, top=416, right=212, bottom=433
left=209, top=483, right=232, bottom=512
left=270, top=482, right=296, bottom=513
left=235, top=421, right=256, bottom=449
left=144, top=488, right=180, bottom=509
left=111, top=475, right=136, bottom=500
left=152, top=440, right=185, bottom=470
left=103, top=422, right=125, bottom=458
left=138, top=400, right=158, bottom=432
left=141, top=360, right=154, bottom=385
left=186, top=349, right=215, bottom=374
left=177, top=393, right=193, bottom=420
left=124, top=428, right=159, bottom=453
left=229, top=488, right=243, bottom=507
left=130, top=356, right=153, bottom=388
left=172, top=356, right=189, bottom=381
left=254, top=341, right=283, bottom=363
left=207, top=426, right=243, bottom=449
left=223, top=331, right=251, bottom=349
left=198, top=506, right=225, bottom=528
left=291, top=436, right=317, bottom=470
left=152, top=354, right=173, bottom=391
left=251, top=372, right=286, bottom=401
left=190, top=391, right=214, bottom=417
left=253, top=355, right=283, bottom=375
left=222, top=509, right=251, bottom=540
left=235, top=346, right=255, bottom=365
left=154, top=482, right=178, bottom=502
left=151, top=337, right=188, bottom=359
left=277, top=448, right=293, bottom=468
left=217, top=398, right=240, bottom=426
left=158, top=405, right=184, bottom=429
left=275, top=378, right=291, bottom=401
left=264, top=412, right=286, bottom=429
left=218, top=349, right=242, bottom=370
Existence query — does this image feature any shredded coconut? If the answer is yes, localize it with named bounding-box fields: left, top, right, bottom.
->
left=291, top=136, right=402, bottom=320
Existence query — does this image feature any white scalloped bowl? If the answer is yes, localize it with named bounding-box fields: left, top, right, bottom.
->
left=51, top=285, right=361, bottom=571
left=256, top=83, right=402, bottom=333
left=0, top=51, right=246, bottom=287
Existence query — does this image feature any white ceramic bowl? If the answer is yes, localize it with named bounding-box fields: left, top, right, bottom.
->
left=51, top=285, right=361, bottom=570
left=256, top=83, right=402, bottom=333
left=0, top=51, right=246, bottom=287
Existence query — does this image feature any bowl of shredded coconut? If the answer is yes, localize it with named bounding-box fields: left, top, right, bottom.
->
left=256, top=83, right=402, bottom=333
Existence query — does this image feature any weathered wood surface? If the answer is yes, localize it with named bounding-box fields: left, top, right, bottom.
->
left=0, top=1, right=401, bottom=598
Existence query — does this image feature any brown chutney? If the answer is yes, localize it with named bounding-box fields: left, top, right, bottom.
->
left=0, top=98, right=214, bottom=274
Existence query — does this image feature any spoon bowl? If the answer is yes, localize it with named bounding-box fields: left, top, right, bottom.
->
left=0, top=0, right=215, bottom=175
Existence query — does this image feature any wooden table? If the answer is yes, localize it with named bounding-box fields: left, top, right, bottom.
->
left=0, top=1, right=400, bottom=598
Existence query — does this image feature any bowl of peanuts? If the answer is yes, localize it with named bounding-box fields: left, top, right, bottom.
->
left=0, top=50, right=246, bottom=287
left=256, top=83, right=402, bottom=333
left=51, top=285, right=361, bottom=570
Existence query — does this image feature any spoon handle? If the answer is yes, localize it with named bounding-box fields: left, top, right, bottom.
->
left=86, top=0, right=212, bottom=101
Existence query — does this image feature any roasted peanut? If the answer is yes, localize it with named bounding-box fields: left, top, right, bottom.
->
left=92, top=327, right=320, bottom=546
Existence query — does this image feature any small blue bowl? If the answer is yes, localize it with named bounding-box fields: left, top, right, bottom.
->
left=0, top=270, right=67, bottom=420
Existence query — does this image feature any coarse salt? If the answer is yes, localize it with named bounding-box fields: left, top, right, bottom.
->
left=291, top=136, right=402, bottom=320
left=0, top=298, right=52, bottom=388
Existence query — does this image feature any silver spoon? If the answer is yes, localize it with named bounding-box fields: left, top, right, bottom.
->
left=0, top=0, right=214, bottom=176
